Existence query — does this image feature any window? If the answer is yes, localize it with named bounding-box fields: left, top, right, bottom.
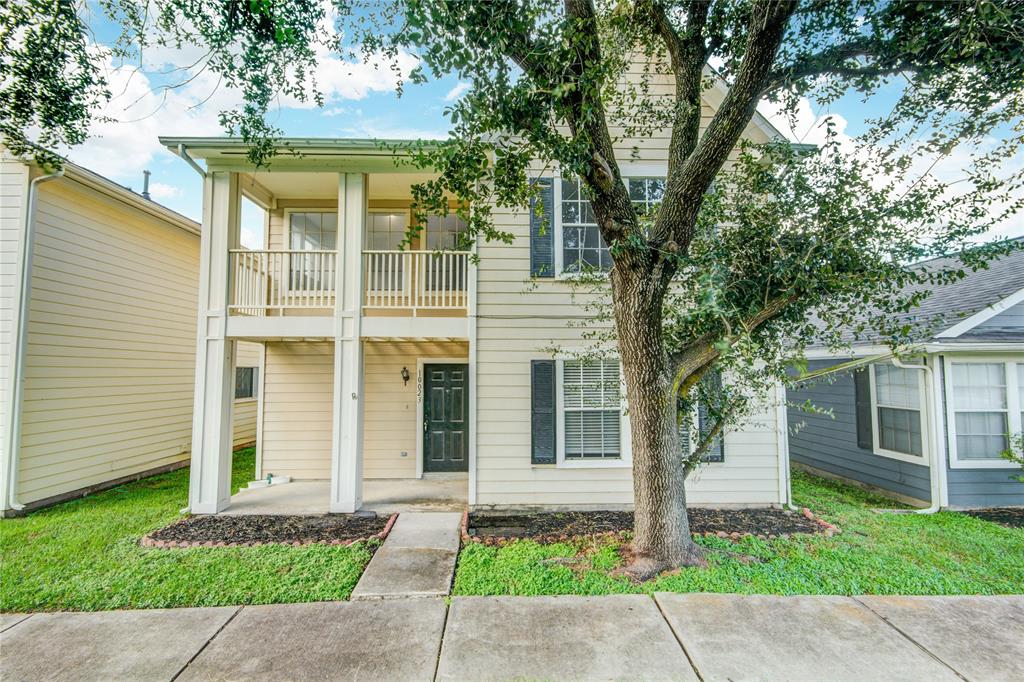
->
left=627, top=177, right=666, bottom=217
left=872, top=364, right=925, bottom=458
left=288, top=211, right=337, bottom=290
left=425, top=214, right=468, bottom=250
left=365, top=212, right=409, bottom=292
left=949, top=362, right=1013, bottom=462
left=676, top=369, right=725, bottom=464
left=235, top=367, right=258, bottom=400
left=559, top=177, right=611, bottom=273
left=562, top=359, right=621, bottom=459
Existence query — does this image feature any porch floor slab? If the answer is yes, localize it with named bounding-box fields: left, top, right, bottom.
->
left=222, top=477, right=467, bottom=515
left=351, top=512, right=462, bottom=600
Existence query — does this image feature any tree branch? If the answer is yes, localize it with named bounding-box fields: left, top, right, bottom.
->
left=761, top=38, right=914, bottom=94
left=655, top=0, right=798, bottom=250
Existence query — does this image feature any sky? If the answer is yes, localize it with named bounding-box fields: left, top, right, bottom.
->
left=63, top=22, right=1022, bottom=248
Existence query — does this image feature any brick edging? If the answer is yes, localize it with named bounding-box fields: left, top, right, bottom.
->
left=139, top=512, right=400, bottom=549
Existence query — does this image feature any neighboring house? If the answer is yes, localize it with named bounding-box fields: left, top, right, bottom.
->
left=787, top=241, right=1024, bottom=509
left=160, top=71, right=796, bottom=514
left=0, top=149, right=259, bottom=515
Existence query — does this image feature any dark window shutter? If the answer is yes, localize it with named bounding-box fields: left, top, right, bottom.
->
left=530, top=178, right=555, bottom=278
left=697, top=370, right=725, bottom=463
left=531, top=359, right=557, bottom=464
left=853, top=367, right=873, bottom=450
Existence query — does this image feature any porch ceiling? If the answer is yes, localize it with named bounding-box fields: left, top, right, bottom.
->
left=239, top=171, right=440, bottom=201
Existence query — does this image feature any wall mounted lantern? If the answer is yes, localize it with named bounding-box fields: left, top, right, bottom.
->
left=401, top=366, right=410, bottom=386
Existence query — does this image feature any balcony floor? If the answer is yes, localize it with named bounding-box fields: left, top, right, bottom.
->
left=222, top=477, right=468, bottom=515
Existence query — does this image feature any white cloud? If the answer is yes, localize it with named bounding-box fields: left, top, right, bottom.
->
left=444, top=82, right=470, bottom=102
left=147, top=182, right=182, bottom=199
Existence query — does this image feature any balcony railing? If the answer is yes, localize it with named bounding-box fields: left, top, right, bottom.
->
left=363, top=250, right=470, bottom=312
left=229, top=249, right=337, bottom=314
left=228, top=249, right=470, bottom=315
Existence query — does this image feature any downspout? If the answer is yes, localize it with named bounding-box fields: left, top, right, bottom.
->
left=890, top=358, right=942, bottom=514
left=4, top=168, right=64, bottom=512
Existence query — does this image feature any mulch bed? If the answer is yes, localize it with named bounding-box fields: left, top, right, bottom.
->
left=141, top=513, right=397, bottom=548
left=962, top=507, right=1024, bottom=529
left=463, top=507, right=835, bottom=545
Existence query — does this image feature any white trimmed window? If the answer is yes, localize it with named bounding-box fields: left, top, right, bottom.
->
left=558, top=359, right=628, bottom=464
left=869, top=364, right=927, bottom=462
left=558, top=177, right=610, bottom=273
left=946, top=358, right=1023, bottom=467
left=627, top=177, right=666, bottom=216
left=288, top=210, right=337, bottom=290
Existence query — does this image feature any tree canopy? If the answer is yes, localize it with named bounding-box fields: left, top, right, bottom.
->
left=4, top=0, right=1022, bottom=574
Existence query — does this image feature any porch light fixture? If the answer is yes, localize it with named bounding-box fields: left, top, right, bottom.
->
left=401, top=366, right=410, bottom=386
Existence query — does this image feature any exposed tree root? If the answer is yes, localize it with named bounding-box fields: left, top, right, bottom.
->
left=617, top=542, right=708, bottom=581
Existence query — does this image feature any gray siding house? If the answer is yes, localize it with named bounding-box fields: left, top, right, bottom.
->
left=788, top=240, right=1024, bottom=509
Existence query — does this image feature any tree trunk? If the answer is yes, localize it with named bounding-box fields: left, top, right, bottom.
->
left=613, top=265, right=705, bottom=579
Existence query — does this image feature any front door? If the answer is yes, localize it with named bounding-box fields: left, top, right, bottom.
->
left=423, top=364, right=469, bottom=473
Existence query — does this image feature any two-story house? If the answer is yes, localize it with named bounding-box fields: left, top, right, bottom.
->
left=163, top=71, right=796, bottom=515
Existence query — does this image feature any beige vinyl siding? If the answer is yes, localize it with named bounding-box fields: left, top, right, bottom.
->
left=473, top=83, right=782, bottom=508
left=260, top=341, right=333, bottom=479
left=15, top=179, right=201, bottom=505
left=232, top=341, right=261, bottom=448
left=0, top=156, right=29, bottom=495
left=363, top=340, right=468, bottom=479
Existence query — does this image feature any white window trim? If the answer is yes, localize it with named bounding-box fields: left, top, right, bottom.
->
left=283, top=208, right=339, bottom=295
left=554, top=358, right=632, bottom=468
left=944, top=355, right=1023, bottom=469
left=552, top=175, right=663, bottom=280
left=869, top=363, right=931, bottom=464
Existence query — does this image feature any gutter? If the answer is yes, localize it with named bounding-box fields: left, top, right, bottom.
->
left=3, top=169, right=63, bottom=513
left=174, top=144, right=207, bottom=178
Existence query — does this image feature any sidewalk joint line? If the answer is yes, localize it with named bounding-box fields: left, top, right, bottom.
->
left=851, top=597, right=969, bottom=682
left=0, top=614, right=33, bottom=633
left=651, top=595, right=705, bottom=682
left=431, top=599, right=452, bottom=682
left=169, top=606, right=243, bottom=682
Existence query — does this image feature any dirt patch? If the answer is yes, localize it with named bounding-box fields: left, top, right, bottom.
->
left=142, top=513, right=395, bottom=548
left=962, top=507, right=1024, bottom=529
left=467, top=507, right=828, bottom=544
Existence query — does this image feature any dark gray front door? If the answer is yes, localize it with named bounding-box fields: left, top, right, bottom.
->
left=423, top=364, right=469, bottom=472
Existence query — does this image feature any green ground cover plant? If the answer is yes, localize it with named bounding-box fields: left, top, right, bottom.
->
left=454, top=471, right=1024, bottom=596
left=0, top=449, right=375, bottom=612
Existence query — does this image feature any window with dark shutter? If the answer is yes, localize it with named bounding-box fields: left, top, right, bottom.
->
left=529, top=178, right=555, bottom=278
left=235, top=367, right=258, bottom=400
left=531, top=360, right=557, bottom=464
left=853, top=367, right=873, bottom=450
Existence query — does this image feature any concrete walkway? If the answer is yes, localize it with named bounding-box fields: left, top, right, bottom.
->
left=2, top=594, right=1022, bottom=681
left=350, top=512, right=462, bottom=599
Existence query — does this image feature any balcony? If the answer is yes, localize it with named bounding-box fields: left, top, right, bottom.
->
left=229, top=248, right=470, bottom=317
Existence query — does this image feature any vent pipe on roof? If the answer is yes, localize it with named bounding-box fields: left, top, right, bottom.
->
left=141, top=170, right=152, bottom=200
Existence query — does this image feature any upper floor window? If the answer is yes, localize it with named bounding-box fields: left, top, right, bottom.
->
left=289, top=211, right=336, bottom=250
left=426, top=214, right=468, bottom=250
left=627, top=177, right=666, bottom=217
left=288, top=211, right=337, bottom=290
left=559, top=177, right=611, bottom=273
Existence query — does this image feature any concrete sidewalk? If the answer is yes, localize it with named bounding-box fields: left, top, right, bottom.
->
left=2, top=594, right=1022, bottom=681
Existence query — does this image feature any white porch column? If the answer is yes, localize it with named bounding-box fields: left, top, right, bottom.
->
left=330, top=172, right=366, bottom=513
left=188, top=171, right=240, bottom=513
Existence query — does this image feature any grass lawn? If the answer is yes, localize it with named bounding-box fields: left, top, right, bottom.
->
left=453, top=471, right=1024, bottom=596
left=0, top=449, right=375, bottom=612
